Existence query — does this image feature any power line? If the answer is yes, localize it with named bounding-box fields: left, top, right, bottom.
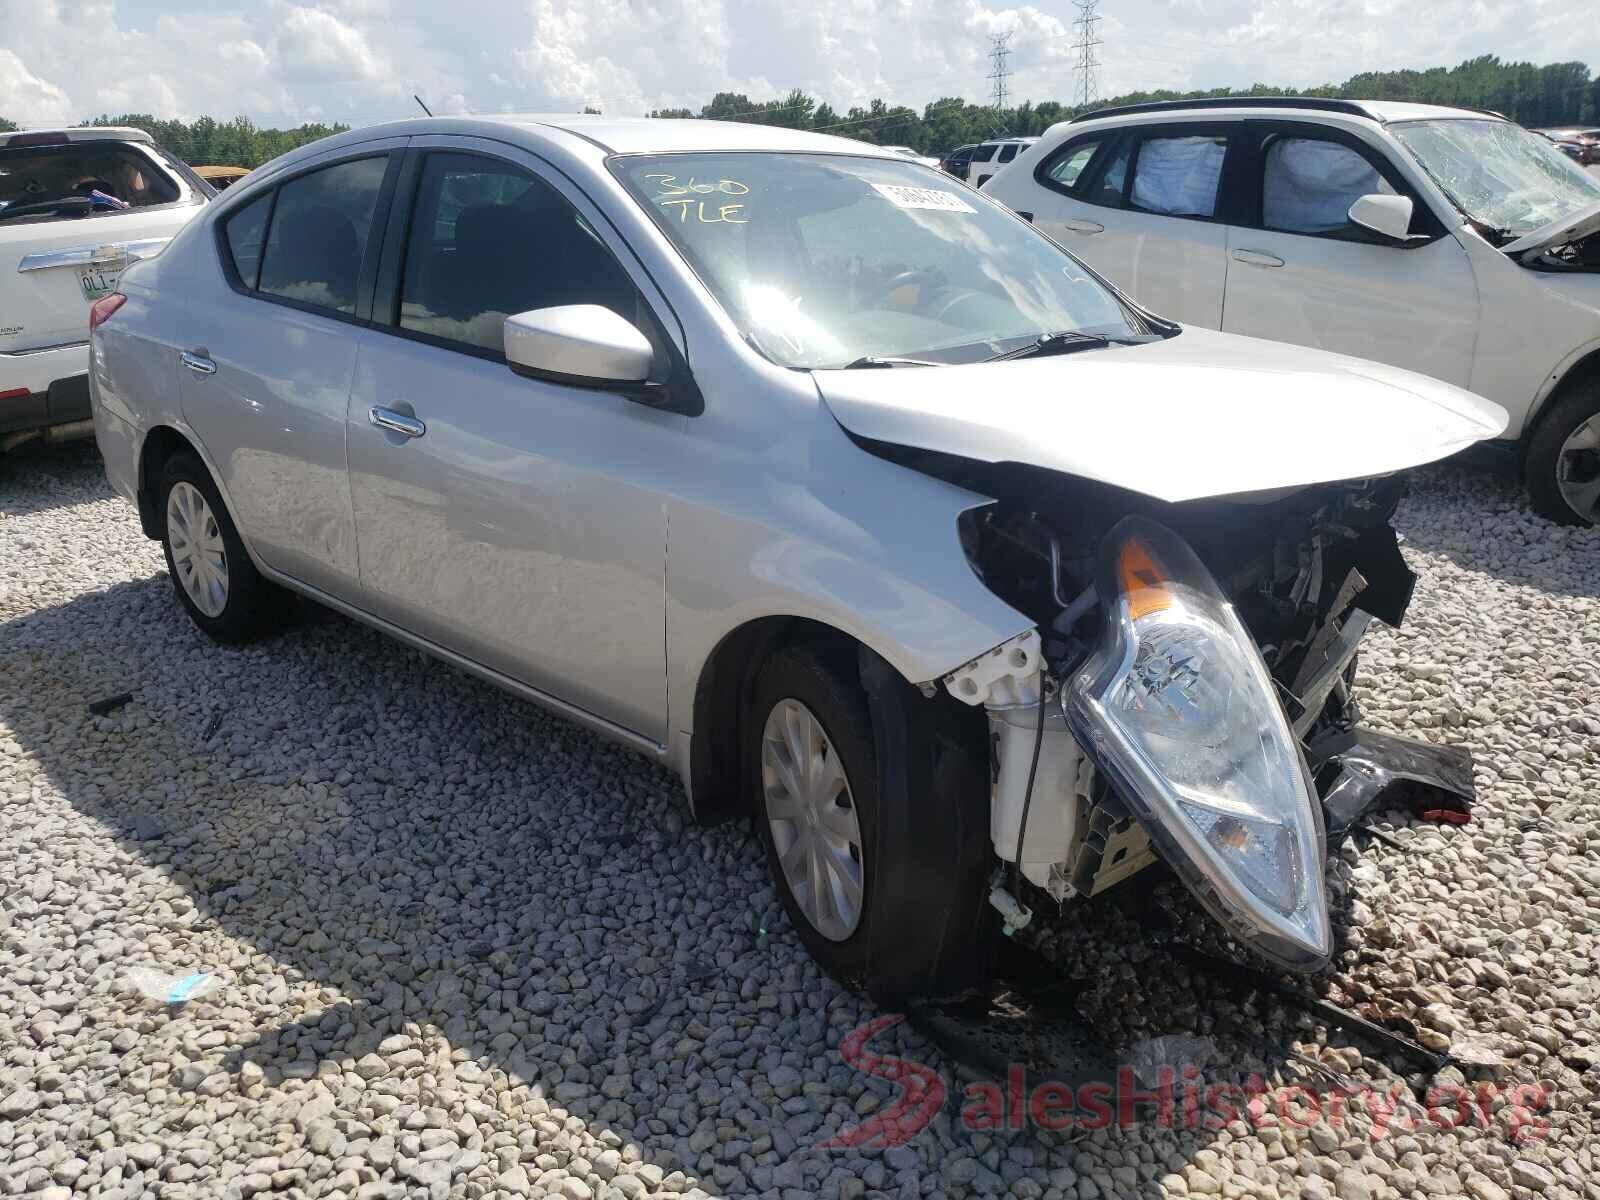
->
left=987, top=32, right=1015, bottom=113
left=1071, top=0, right=1103, bottom=107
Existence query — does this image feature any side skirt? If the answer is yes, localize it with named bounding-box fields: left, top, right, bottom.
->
left=254, top=565, right=669, bottom=762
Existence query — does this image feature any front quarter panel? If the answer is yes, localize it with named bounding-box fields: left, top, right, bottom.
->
left=664, top=348, right=1033, bottom=750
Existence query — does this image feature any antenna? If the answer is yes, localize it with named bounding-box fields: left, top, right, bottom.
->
left=1071, top=0, right=1103, bottom=108
left=413, top=94, right=434, bottom=117
left=987, top=32, right=1014, bottom=116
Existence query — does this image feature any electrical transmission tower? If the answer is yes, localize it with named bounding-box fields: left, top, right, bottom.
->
left=1071, top=0, right=1103, bottom=108
left=987, top=32, right=1014, bottom=114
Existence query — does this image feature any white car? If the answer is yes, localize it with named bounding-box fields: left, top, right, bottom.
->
left=91, top=115, right=1502, bottom=991
left=967, top=137, right=1037, bottom=190
left=985, top=98, right=1600, bottom=523
left=1, top=127, right=210, bottom=454
left=881, top=145, right=943, bottom=169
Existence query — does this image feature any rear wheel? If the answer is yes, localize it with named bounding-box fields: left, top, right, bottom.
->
left=1525, top=376, right=1600, bottom=525
left=158, top=452, right=288, bottom=642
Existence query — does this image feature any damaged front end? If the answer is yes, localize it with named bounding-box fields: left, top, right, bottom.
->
left=942, top=473, right=1475, bottom=973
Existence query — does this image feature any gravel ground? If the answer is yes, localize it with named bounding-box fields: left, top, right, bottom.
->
left=1, top=441, right=1597, bottom=1200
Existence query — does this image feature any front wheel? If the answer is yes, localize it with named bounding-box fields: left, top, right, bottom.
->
left=1525, top=377, right=1600, bottom=525
left=750, top=644, right=996, bottom=1000
left=158, top=452, right=288, bottom=642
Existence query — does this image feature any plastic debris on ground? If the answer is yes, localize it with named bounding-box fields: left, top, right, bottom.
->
left=126, top=968, right=222, bottom=1006
left=1127, top=1034, right=1217, bottom=1087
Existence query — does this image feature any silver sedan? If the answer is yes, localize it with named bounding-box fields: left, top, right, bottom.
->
left=90, top=115, right=1504, bottom=996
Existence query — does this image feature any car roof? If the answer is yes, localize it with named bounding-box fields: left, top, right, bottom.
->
left=299, top=114, right=912, bottom=160
left=1069, top=97, right=1498, bottom=127
left=0, top=126, right=156, bottom=149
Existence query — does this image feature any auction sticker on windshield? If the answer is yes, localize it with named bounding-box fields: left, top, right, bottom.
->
left=870, top=183, right=977, bottom=213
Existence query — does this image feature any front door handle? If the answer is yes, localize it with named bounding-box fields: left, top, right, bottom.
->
left=179, top=349, right=216, bottom=376
left=1232, top=248, right=1285, bottom=268
left=369, top=406, right=426, bottom=439
left=1062, top=219, right=1105, bottom=234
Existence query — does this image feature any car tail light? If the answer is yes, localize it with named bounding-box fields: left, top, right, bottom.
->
left=89, top=293, right=127, bottom=332
left=3, top=131, right=71, bottom=147
left=0, top=387, right=29, bottom=402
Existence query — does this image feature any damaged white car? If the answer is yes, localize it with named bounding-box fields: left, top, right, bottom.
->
left=89, top=117, right=1506, bottom=996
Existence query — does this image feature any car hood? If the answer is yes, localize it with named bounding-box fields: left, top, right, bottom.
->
left=1501, top=199, right=1600, bottom=256
left=814, top=327, right=1508, bottom=503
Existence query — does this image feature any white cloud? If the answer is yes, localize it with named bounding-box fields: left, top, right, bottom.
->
left=0, top=0, right=1591, bottom=130
left=0, top=48, right=71, bottom=125
left=271, top=5, right=385, bottom=83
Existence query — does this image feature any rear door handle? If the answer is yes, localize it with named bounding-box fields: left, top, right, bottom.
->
left=1062, top=219, right=1105, bottom=234
left=179, top=349, right=216, bottom=376
left=1232, top=248, right=1285, bottom=268
left=369, top=406, right=426, bottom=439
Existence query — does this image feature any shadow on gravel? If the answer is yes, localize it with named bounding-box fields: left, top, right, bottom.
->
left=1395, top=459, right=1600, bottom=601
left=2, top=523, right=1432, bottom=1198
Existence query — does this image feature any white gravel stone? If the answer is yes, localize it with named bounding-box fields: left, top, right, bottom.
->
left=2, top=444, right=1596, bottom=1200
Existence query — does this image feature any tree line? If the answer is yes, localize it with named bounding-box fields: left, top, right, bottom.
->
left=0, top=113, right=348, bottom=167
left=3, top=54, right=1595, bottom=165
left=649, top=55, right=1599, bottom=154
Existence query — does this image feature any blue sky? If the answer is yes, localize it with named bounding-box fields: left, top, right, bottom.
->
left=0, top=0, right=1591, bottom=128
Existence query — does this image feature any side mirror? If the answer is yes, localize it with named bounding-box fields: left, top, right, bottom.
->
left=504, top=305, right=654, bottom=388
left=1347, top=193, right=1415, bottom=244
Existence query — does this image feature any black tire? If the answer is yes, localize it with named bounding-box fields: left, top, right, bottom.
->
left=1524, top=376, right=1600, bottom=526
left=157, top=452, right=288, bottom=642
left=750, top=643, right=996, bottom=1001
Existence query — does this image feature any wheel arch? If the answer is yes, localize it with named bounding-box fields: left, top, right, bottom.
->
left=685, top=615, right=866, bottom=826
left=1523, top=339, right=1600, bottom=448
left=135, top=422, right=255, bottom=566
left=135, top=424, right=199, bottom=538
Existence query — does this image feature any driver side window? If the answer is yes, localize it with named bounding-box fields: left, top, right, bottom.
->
left=394, top=152, right=641, bottom=355
left=1261, top=136, right=1397, bottom=236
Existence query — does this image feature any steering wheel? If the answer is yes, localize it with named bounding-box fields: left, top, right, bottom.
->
left=866, top=269, right=940, bottom=311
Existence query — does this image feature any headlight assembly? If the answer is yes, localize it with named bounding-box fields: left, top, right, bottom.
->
left=1063, top=516, right=1331, bottom=970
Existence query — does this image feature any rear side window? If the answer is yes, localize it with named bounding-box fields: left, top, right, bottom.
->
left=998, top=144, right=1020, bottom=164
left=0, top=142, right=179, bottom=218
left=223, top=192, right=272, bottom=288
left=395, top=152, right=640, bottom=355
left=971, top=144, right=997, bottom=163
left=1130, top=135, right=1227, bottom=217
left=1262, top=136, right=1395, bottom=234
left=257, top=156, right=388, bottom=315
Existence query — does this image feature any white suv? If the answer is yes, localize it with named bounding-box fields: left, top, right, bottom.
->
left=2, top=127, right=210, bottom=454
left=986, top=99, right=1600, bottom=523
left=966, top=137, right=1038, bottom=189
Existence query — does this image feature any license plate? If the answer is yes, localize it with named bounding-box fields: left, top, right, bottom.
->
left=78, top=261, right=124, bottom=302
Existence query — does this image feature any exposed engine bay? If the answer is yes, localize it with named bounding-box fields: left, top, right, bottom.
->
left=1521, top=229, right=1600, bottom=272
left=886, top=444, right=1478, bottom=973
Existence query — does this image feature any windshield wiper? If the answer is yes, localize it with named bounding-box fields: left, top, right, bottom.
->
left=840, top=355, right=944, bottom=369
left=984, top=330, right=1113, bottom=363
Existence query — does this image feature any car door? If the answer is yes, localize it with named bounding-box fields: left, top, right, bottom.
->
left=1219, top=123, right=1479, bottom=385
left=1030, top=125, right=1237, bottom=327
left=344, top=140, right=678, bottom=742
left=178, top=142, right=404, bottom=599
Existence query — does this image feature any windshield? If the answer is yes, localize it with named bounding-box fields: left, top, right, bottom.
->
left=1391, top=118, right=1600, bottom=241
left=613, top=152, right=1148, bottom=369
